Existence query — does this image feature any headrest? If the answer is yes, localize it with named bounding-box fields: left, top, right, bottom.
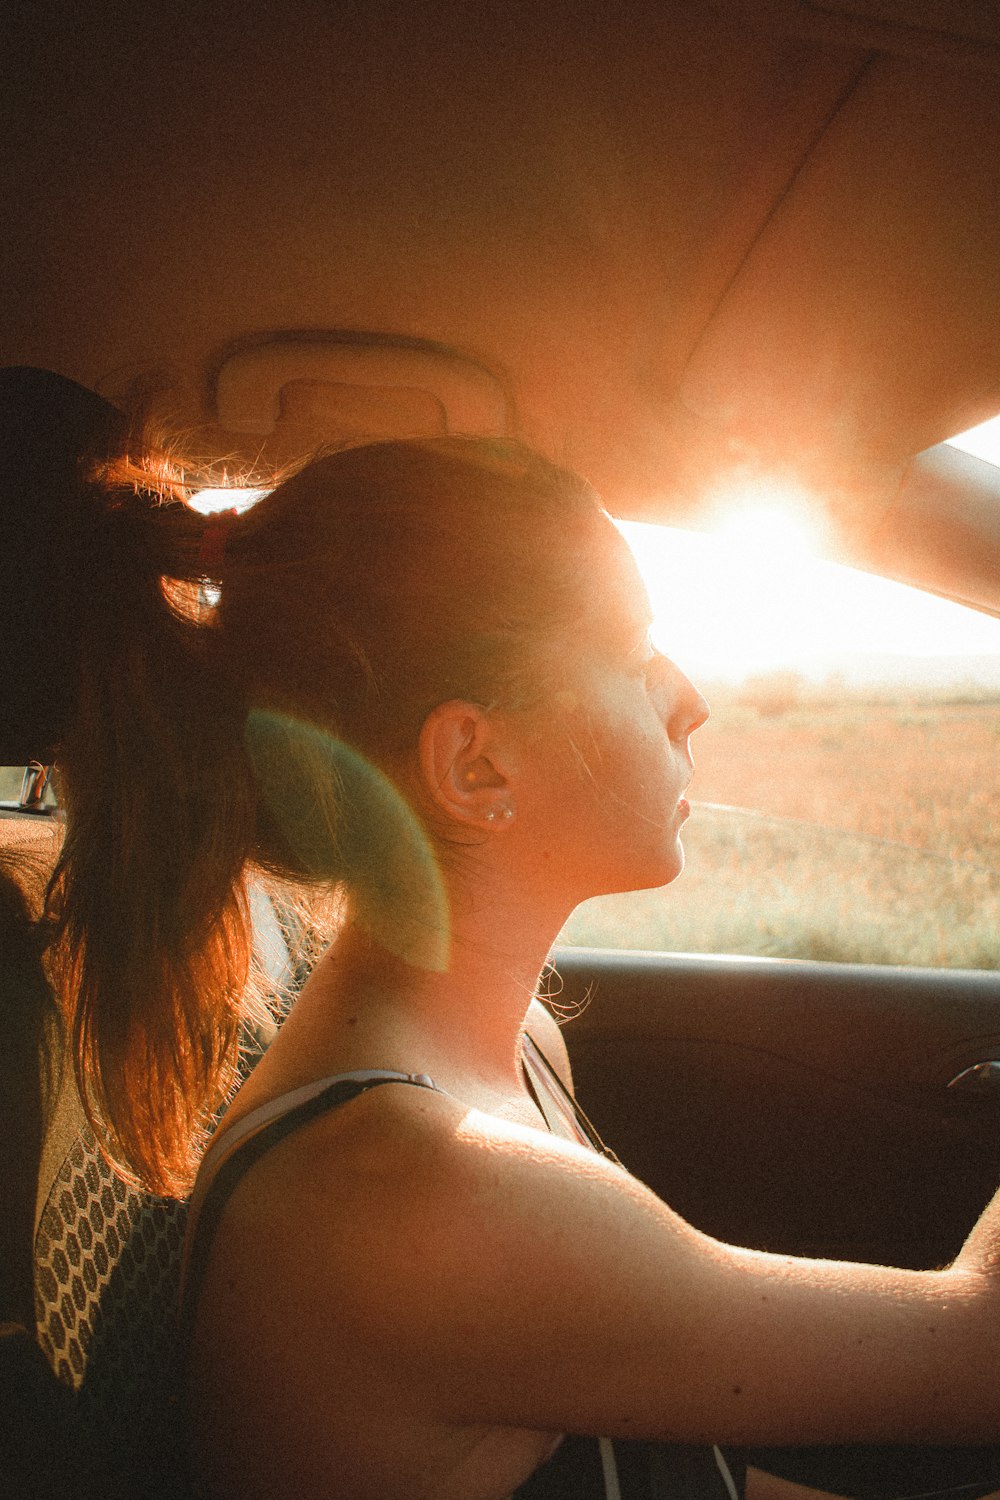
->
left=0, top=368, right=127, bottom=765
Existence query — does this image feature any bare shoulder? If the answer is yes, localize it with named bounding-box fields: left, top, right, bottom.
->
left=194, top=1069, right=634, bottom=1353
left=196, top=1076, right=587, bottom=1287
left=188, top=1059, right=1000, bottom=1452
left=524, top=996, right=573, bottom=1092
left=189, top=1075, right=638, bottom=1422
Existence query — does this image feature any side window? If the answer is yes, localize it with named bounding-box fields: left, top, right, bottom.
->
left=0, top=766, right=56, bottom=808
left=0, top=768, right=26, bottom=801
left=560, top=430, right=1000, bottom=970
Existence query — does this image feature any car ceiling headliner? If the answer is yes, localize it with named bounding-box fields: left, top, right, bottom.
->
left=3, top=0, right=999, bottom=596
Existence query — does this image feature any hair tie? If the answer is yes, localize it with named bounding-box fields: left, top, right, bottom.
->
left=197, top=508, right=238, bottom=579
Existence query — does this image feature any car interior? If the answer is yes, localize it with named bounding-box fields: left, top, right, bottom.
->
left=2, top=1, right=999, bottom=1496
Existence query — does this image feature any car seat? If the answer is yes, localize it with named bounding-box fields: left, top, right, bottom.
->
left=30, top=882, right=288, bottom=1497
left=0, top=366, right=157, bottom=1496
left=1, top=798, right=290, bottom=1499
left=2, top=816, right=289, bottom=1500
left=0, top=366, right=291, bottom=1497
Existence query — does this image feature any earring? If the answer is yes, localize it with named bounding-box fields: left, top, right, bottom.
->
left=485, top=804, right=513, bottom=824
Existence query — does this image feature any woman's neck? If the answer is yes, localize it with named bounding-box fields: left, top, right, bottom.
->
left=277, top=877, right=570, bottom=1101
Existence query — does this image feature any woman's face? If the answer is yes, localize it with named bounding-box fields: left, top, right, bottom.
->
left=521, top=527, right=709, bottom=905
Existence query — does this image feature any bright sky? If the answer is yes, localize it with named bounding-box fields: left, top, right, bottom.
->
left=619, top=416, right=1000, bottom=686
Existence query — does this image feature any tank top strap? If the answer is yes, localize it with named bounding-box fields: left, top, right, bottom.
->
left=521, top=1032, right=622, bottom=1164
left=181, top=1069, right=440, bottom=1315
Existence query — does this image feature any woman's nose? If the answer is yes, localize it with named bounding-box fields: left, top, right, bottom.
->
left=666, top=663, right=710, bottom=742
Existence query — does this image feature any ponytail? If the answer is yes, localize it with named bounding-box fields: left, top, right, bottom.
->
left=46, top=472, right=264, bottom=1195
left=0, top=366, right=268, bottom=1194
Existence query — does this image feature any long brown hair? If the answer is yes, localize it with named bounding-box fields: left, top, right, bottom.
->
left=45, top=457, right=260, bottom=1194
left=45, top=433, right=613, bottom=1194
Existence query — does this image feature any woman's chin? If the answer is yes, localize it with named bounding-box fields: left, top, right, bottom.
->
left=604, top=842, right=686, bottom=899
left=657, top=848, right=685, bottom=889
left=648, top=828, right=687, bottom=888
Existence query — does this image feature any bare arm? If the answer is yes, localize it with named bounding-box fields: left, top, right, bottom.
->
left=198, top=1083, right=1000, bottom=1457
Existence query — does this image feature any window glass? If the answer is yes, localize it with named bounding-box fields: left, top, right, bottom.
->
left=560, top=688, right=1000, bottom=968
left=0, top=766, right=56, bottom=808
left=0, top=768, right=25, bottom=801
left=559, top=432, right=1000, bottom=969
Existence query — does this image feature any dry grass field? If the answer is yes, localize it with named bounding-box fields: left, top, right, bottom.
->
left=561, top=693, right=1000, bottom=969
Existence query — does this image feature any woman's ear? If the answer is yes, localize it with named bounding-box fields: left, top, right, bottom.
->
left=417, top=701, right=517, bottom=828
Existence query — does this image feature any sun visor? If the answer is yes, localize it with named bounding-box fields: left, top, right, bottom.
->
left=677, top=52, right=1000, bottom=530
left=864, top=442, right=1000, bottom=614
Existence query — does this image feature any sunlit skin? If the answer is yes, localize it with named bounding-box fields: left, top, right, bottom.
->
left=188, top=527, right=1000, bottom=1500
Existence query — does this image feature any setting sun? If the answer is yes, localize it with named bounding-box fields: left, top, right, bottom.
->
left=710, top=502, right=819, bottom=567
left=619, top=416, right=1000, bottom=689
left=618, top=511, right=1000, bottom=690
left=192, top=436, right=1000, bottom=694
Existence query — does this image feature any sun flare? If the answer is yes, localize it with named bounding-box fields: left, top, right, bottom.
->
left=618, top=493, right=1000, bottom=689
left=710, top=501, right=820, bottom=568
left=188, top=453, right=1000, bottom=697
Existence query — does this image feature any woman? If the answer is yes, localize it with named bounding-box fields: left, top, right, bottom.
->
left=15, top=372, right=1000, bottom=1500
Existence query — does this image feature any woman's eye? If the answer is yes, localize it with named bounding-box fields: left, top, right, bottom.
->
left=625, top=639, right=670, bottom=686
left=627, top=643, right=656, bottom=676
left=641, top=655, right=679, bottom=713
